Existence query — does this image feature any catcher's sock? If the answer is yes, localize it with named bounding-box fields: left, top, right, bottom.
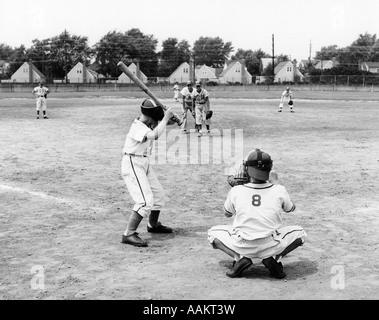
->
left=148, top=210, right=160, bottom=228
left=124, top=211, right=143, bottom=236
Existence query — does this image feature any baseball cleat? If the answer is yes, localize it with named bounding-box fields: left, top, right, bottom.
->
left=226, top=257, right=252, bottom=278
left=262, top=257, right=286, bottom=279
left=121, top=233, right=148, bottom=247
left=278, top=110, right=282, bottom=112
left=36, top=116, right=39, bottom=119
left=43, top=116, right=49, bottom=119
left=147, top=222, right=173, bottom=234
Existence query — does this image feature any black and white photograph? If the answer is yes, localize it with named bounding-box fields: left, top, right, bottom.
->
left=0, top=0, right=378, bottom=307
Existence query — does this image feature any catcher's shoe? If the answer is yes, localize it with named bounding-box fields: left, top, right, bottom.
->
left=262, top=257, right=286, bottom=279
left=121, top=233, right=148, bottom=247
left=226, top=257, right=252, bottom=278
left=147, top=222, right=173, bottom=234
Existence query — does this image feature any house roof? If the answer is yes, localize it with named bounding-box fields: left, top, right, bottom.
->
left=274, top=61, right=292, bottom=74
left=315, top=60, right=333, bottom=68
left=219, top=61, right=242, bottom=77
left=362, top=62, right=379, bottom=68
left=170, top=62, right=190, bottom=78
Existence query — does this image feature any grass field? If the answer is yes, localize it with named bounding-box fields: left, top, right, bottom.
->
left=0, top=90, right=379, bottom=301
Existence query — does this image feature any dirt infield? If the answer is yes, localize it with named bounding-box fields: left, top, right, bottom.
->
left=0, top=91, right=379, bottom=300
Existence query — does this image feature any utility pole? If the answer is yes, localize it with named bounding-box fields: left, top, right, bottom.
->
left=309, top=40, right=312, bottom=62
left=64, top=29, right=68, bottom=84
left=272, top=34, right=275, bottom=77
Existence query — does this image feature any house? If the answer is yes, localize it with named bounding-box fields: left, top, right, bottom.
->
left=314, top=59, right=337, bottom=70
left=168, top=62, right=191, bottom=84
left=10, top=61, right=45, bottom=83
left=117, top=62, right=148, bottom=84
left=218, top=60, right=253, bottom=84
left=274, top=61, right=303, bottom=83
left=360, top=62, right=379, bottom=73
left=195, top=64, right=221, bottom=83
left=67, top=62, right=99, bottom=83
left=256, top=60, right=303, bottom=84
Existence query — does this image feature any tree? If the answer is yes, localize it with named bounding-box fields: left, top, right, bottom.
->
left=232, top=48, right=269, bottom=75
left=315, top=45, right=340, bottom=60
left=158, top=38, right=191, bottom=77
left=192, top=36, right=233, bottom=68
left=6, top=45, right=28, bottom=76
left=94, top=28, right=158, bottom=77
left=46, top=30, right=93, bottom=81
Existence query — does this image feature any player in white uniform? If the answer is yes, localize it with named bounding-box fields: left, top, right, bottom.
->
left=193, top=81, right=211, bottom=137
left=208, top=148, right=306, bottom=279
left=173, top=82, right=180, bottom=102
left=32, top=82, right=49, bottom=119
left=278, top=87, right=294, bottom=113
left=180, top=81, right=195, bottom=133
left=121, top=99, right=175, bottom=247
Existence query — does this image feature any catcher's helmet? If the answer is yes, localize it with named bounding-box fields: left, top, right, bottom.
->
left=244, top=149, right=273, bottom=181
left=141, top=98, right=164, bottom=122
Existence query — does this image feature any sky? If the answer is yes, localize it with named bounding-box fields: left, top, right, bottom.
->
left=1, top=0, right=379, bottom=62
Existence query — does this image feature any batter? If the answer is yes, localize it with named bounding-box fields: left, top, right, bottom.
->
left=121, top=98, right=175, bottom=247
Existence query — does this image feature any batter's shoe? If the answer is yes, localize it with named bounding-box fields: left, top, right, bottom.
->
left=43, top=116, right=49, bottom=119
left=262, top=257, right=286, bottom=279
left=121, top=233, right=148, bottom=247
left=226, top=257, right=252, bottom=278
left=36, top=116, right=39, bottom=119
left=147, top=222, right=173, bottom=234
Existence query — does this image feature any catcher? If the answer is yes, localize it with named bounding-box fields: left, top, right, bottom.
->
left=278, top=87, right=294, bottom=113
left=208, top=148, right=306, bottom=279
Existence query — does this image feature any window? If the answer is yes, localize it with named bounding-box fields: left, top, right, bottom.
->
left=236, top=67, right=241, bottom=73
left=287, top=67, right=292, bottom=72
left=183, top=68, right=189, bottom=73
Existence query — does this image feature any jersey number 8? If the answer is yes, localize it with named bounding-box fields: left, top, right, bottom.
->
left=252, top=195, right=262, bottom=207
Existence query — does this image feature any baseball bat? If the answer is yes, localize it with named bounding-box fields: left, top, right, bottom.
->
left=117, top=61, right=183, bottom=126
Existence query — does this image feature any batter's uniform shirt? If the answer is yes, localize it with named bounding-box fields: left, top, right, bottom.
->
left=208, top=182, right=306, bottom=260
left=32, top=86, right=49, bottom=111
left=193, top=88, right=210, bottom=125
left=121, top=118, right=165, bottom=218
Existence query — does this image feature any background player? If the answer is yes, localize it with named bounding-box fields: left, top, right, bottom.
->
left=180, top=81, right=195, bottom=133
left=193, top=81, right=211, bottom=136
left=208, top=148, right=306, bottom=279
left=121, top=98, right=175, bottom=247
left=278, top=87, right=294, bottom=113
left=173, top=82, right=180, bottom=102
left=32, top=82, right=49, bottom=119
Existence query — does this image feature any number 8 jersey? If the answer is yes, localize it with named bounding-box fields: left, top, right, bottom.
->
left=223, top=182, right=295, bottom=241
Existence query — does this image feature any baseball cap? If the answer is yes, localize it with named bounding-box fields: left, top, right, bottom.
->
left=187, top=81, right=192, bottom=86
left=195, top=81, right=201, bottom=87
left=244, top=149, right=273, bottom=181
